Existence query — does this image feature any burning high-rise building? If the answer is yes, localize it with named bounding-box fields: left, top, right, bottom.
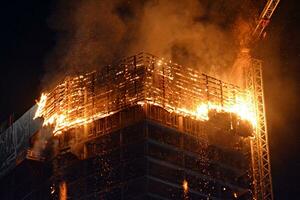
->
left=1, top=52, right=270, bottom=199
left=0, top=0, right=281, bottom=199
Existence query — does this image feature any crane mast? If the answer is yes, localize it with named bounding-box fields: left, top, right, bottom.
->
left=246, top=1, right=280, bottom=200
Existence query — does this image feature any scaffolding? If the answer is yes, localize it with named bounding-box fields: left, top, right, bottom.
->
left=40, top=53, right=248, bottom=135
left=0, top=53, right=272, bottom=200
left=40, top=52, right=273, bottom=200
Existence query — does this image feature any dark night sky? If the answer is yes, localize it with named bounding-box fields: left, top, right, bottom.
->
left=0, top=0, right=299, bottom=199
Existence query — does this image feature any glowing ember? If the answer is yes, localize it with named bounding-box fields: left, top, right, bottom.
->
left=183, top=179, right=188, bottom=193
left=233, top=192, right=238, bottom=198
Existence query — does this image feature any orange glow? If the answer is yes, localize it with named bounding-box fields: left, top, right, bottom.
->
left=34, top=92, right=116, bottom=135
left=233, top=192, right=238, bottom=198
left=183, top=179, right=188, bottom=193
left=35, top=89, right=256, bottom=135
left=229, top=92, right=256, bottom=126
left=195, top=92, right=256, bottom=127
left=59, top=181, right=67, bottom=200
left=34, top=93, right=47, bottom=120
left=34, top=54, right=257, bottom=135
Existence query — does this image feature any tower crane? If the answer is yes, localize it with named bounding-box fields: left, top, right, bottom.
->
left=242, top=1, right=280, bottom=200
left=251, top=0, right=281, bottom=44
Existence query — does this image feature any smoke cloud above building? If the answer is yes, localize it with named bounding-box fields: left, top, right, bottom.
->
left=43, top=0, right=259, bottom=87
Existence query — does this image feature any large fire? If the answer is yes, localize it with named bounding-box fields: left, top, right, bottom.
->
left=34, top=91, right=256, bottom=135
left=196, top=93, right=256, bottom=126
left=34, top=91, right=117, bottom=135
left=34, top=53, right=257, bottom=135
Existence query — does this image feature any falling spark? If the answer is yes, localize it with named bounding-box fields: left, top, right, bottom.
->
left=50, top=184, right=55, bottom=195
left=233, top=192, right=238, bottom=198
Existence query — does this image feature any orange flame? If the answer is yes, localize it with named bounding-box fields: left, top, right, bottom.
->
left=195, top=92, right=256, bottom=127
left=34, top=91, right=256, bottom=135
left=33, top=55, right=257, bottom=135
left=34, top=93, right=48, bottom=120
left=34, top=90, right=256, bottom=135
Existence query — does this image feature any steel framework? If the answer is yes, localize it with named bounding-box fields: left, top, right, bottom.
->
left=40, top=53, right=246, bottom=135
left=0, top=53, right=272, bottom=199
left=247, top=59, right=273, bottom=200
left=252, top=0, right=281, bottom=42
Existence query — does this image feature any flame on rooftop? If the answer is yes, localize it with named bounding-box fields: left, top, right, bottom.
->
left=34, top=53, right=257, bottom=135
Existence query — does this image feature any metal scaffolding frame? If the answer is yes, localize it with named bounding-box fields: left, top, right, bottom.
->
left=40, top=53, right=245, bottom=135
left=247, top=59, right=273, bottom=200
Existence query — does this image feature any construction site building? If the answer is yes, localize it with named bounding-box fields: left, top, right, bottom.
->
left=0, top=53, right=272, bottom=200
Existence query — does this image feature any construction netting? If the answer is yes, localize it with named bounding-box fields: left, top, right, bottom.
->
left=0, top=106, right=41, bottom=177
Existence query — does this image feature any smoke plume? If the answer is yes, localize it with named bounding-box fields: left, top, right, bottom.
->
left=43, top=0, right=259, bottom=86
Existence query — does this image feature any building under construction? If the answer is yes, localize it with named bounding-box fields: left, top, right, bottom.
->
left=0, top=52, right=273, bottom=200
